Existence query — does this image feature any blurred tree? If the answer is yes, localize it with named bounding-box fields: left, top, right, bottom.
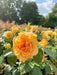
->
left=0, top=0, right=23, bottom=22
left=38, top=15, right=46, bottom=26
left=19, top=1, right=39, bottom=24
left=16, top=0, right=23, bottom=16
left=45, top=3, right=57, bottom=28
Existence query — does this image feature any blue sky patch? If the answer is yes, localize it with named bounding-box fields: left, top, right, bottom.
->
left=26, top=0, right=57, bottom=16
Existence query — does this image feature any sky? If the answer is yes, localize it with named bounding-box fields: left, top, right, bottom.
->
left=26, top=0, right=57, bottom=16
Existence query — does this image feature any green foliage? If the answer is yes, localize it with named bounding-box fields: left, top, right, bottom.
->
left=44, top=3, right=57, bottom=28
left=26, top=22, right=31, bottom=31
left=0, top=56, right=4, bottom=66
left=43, top=47, right=57, bottom=62
left=0, top=38, right=4, bottom=55
left=23, top=62, right=33, bottom=73
left=50, top=64, right=57, bottom=73
left=37, top=32, right=42, bottom=41
left=4, top=65, right=12, bottom=75
left=29, top=67, right=43, bottom=75
left=45, top=65, right=51, bottom=74
left=0, top=0, right=22, bottom=22
left=0, top=48, right=3, bottom=55
left=45, top=60, right=57, bottom=73
left=13, top=69, right=20, bottom=75
left=7, top=53, right=17, bottom=66
left=19, top=1, right=39, bottom=24
left=34, top=48, right=43, bottom=64
left=38, top=15, right=46, bottom=26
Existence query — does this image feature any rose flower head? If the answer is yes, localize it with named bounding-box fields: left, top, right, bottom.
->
left=39, top=39, right=49, bottom=47
left=4, top=43, right=11, bottom=49
left=5, top=31, right=12, bottom=39
left=31, top=25, right=38, bottom=33
left=11, top=25, right=20, bottom=34
left=12, top=27, right=18, bottom=34
left=13, top=32, right=38, bottom=62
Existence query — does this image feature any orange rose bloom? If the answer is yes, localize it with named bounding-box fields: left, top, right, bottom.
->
left=39, top=39, right=49, bottom=46
left=13, top=32, right=38, bottom=62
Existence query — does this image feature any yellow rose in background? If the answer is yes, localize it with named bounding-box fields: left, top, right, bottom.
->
left=47, top=31, right=53, bottom=36
left=13, top=32, right=38, bottom=62
left=55, top=29, right=57, bottom=33
left=12, top=27, right=18, bottom=34
left=54, top=38, right=57, bottom=42
left=2, top=29, right=4, bottom=31
left=11, top=25, right=20, bottom=34
left=5, top=31, right=12, bottom=39
left=53, top=32, right=57, bottom=38
left=48, top=27, right=51, bottom=30
left=4, top=43, right=11, bottom=49
left=42, top=30, right=53, bottom=40
left=11, top=25, right=16, bottom=29
left=55, top=32, right=57, bottom=37
left=39, top=39, right=49, bottom=47
left=31, top=25, right=38, bottom=33
left=42, top=33, right=50, bottom=40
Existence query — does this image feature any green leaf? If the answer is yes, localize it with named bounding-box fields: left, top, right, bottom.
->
left=43, top=47, right=53, bottom=56
left=23, top=62, right=33, bottom=73
left=43, top=47, right=57, bottom=61
left=0, top=56, right=4, bottom=66
left=46, top=45, right=52, bottom=49
left=29, top=67, right=43, bottom=75
left=0, top=48, right=3, bottom=55
left=41, top=63, right=46, bottom=69
left=13, top=69, right=20, bottom=75
left=50, top=64, right=57, bottom=73
left=37, top=44, right=43, bottom=48
left=4, top=51, right=13, bottom=57
left=3, top=48, right=13, bottom=56
left=49, top=38, right=55, bottom=46
left=26, top=22, right=31, bottom=31
left=34, top=48, right=43, bottom=64
left=45, top=65, right=51, bottom=74
left=4, top=65, right=12, bottom=75
left=45, top=60, right=57, bottom=73
left=7, top=53, right=17, bottom=66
